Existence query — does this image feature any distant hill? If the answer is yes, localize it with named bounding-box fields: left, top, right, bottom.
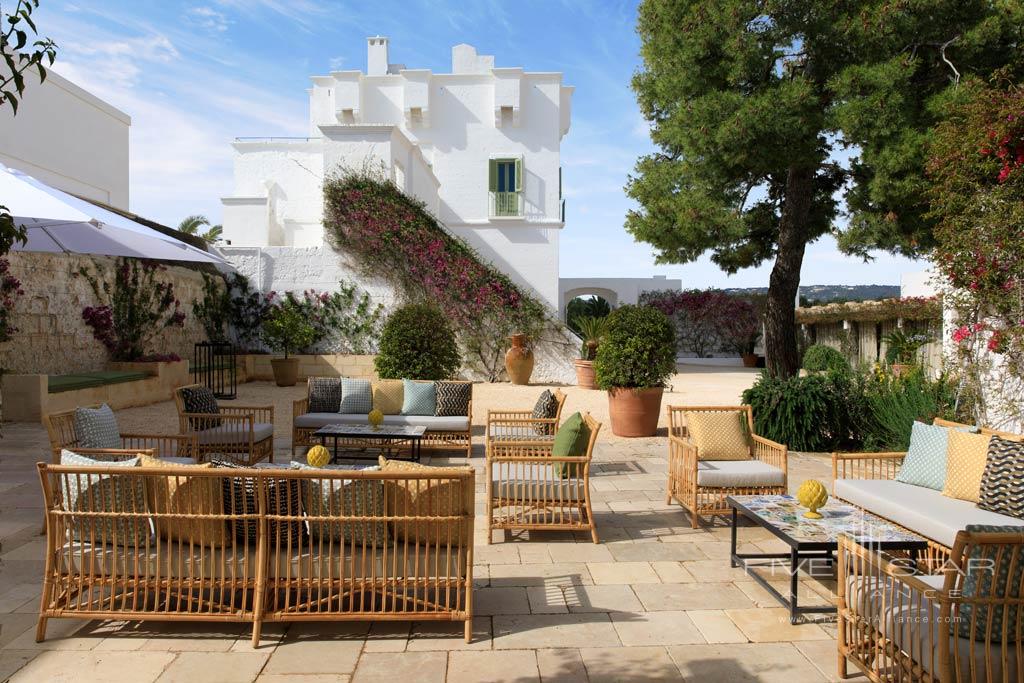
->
left=722, top=284, right=902, bottom=304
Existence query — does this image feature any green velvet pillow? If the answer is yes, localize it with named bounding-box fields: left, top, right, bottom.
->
left=552, top=412, right=590, bottom=479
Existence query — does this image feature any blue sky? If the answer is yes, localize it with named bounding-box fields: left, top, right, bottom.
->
left=37, top=0, right=924, bottom=287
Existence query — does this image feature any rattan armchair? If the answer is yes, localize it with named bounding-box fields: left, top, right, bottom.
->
left=173, top=384, right=275, bottom=465
left=838, top=529, right=1024, bottom=682
left=486, top=410, right=601, bottom=544
left=43, top=406, right=198, bottom=463
left=666, top=405, right=788, bottom=528
left=485, top=388, right=567, bottom=456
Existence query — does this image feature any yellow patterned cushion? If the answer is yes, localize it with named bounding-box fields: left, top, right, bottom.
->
left=377, top=457, right=474, bottom=544
left=685, top=411, right=751, bottom=461
left=372, top=380, right=404, bottom=415
left=139, top=455, right=226, bottom=545
left=942, top=430, right=992, bottom=503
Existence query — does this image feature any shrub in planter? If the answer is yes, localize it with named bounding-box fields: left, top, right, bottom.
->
left=802, top=344, right=850, bottom=374
left=261, top=301, right=317, bottom=386
left=595, top=305, right=677, bottom=437
left=375, top=303, right=461, bottom=380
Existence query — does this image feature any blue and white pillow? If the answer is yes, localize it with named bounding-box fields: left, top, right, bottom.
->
left=59, top=449, right=149, bottom=546
left=74, top=404, right=121, bottom=449
left=895, top=421, right=952, bottom=490
left=402, top=379, right=436, bottom=416
left=339, top=378, right=372, bottom=414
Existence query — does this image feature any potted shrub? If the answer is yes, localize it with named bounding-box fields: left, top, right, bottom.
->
left=883, top=330, right=930, bottom=377
left=261, top=302, right=317, bottom=386
left=595, top=305, right=677, bottom=437
left=375, top=303, right=461, bottom=379
left=572, top=315, right=608, bottom=390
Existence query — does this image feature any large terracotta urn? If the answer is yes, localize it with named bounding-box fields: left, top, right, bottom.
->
left=504, top=334, right=535, bottom=385
left=607, top=387, right=664, bottom=437
left=270, top=357, right=299, bottom=387
left=574, top=359, right=596, bottom=390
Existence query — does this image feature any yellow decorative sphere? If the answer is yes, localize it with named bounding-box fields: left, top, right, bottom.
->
left=368, top=408, right=384, bottom=429
left=796, top=479, right=829, bottom=519
left=306, top=445, right=330, bottom=468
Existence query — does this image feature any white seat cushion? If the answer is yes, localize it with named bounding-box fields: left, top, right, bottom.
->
left=294, top=413, right=469, bottom=432
left=487, top=425, right=556, bottom=442
left=490, top=477, right=584, bottom=501
left=195, top=422, right=274, bottom=445
left=697, top=460, right=786, bottom=488
left=834, top=479, right=1022, bottom=548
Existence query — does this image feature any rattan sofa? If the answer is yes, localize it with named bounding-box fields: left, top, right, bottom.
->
left=36, top=461, right=475, bottom=646
left=486, top=411, right=602, bottom=543
left=838, top=529, right=1023, bottom=682
left=43, top=406, right=198, bottom=463
left=665, top=405, right=788, bottom=528
left=832, top=420, right=1024, bottom=563
left=173, top=384, right=275, bottom=465
left=291, top=378, right=473, bottom=458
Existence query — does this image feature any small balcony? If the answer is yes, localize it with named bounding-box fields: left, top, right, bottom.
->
left=489, top=191, right=523, bottom=218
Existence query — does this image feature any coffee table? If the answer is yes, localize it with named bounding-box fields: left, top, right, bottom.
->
left=727, top=494, right=928, bottom=623
left=313, top=424, right=427, bottom=463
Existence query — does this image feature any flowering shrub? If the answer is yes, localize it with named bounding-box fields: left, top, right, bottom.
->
left=794, top=296, right=941, bottom=325
left=0, top=258, right=24, bottom=344
left=78, top=258, right=185, bottom=362
left=928, top=80, right=1024, bottom=427
left=640, top=289, right=760, bottom=357
left=323, top=170, right=546, bottom=380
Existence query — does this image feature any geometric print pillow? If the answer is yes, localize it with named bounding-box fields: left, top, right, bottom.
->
left=435, top=381, right=471, bottom=417
left=978, top=436, right=1024, bottom=519
left=59, top=449, right=149, bottom=547
left=956, top=524, right=1024, bottom=642
left=401, top=379, right=436, bottom=416
left=339, top=378, right=373, bottom=414
left=291, top=462, right=388, bottom=547
left=942, top=430, right=992, bottom=503
left=895, top=421, right=950, bottom=491
left=685, top=410, right=751, bottom=461
left=531, top=390, right=560, bottom=436
left=307, top=377, right=342, bottom=413
left=179, top=386, right=221, bottom=429
left=73, top=403, right=121, bottom=449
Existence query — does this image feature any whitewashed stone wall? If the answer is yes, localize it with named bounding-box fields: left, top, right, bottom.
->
left=2, top=252, right=211, bottom=375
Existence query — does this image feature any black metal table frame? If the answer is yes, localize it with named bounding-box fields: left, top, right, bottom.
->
left=727, top=498, right=928, bottom=624
left=315, top=430, right=423, bottom=463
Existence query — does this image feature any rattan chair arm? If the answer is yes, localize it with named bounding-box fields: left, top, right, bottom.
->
left=490, top=455, right=589, bottom=463
left=837, top=535, right=939, bottom=596
left=487, top=409, right=534, bottom=418
left=181, top=412, right=253, bottom=423
left=668, top=434, right=699, bottom=471
left=220, top=405, right=275, bottom=422
left=293, top=397, right=309, bottom=417
left=65, top=447, right=156, bottom=461
left=751, top=433, right=786, bottom=452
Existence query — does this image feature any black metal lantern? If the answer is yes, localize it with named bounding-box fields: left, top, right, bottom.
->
left=193, top=341, right=237, bottom=399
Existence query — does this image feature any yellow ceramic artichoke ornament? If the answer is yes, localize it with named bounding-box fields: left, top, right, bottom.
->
left=368, top=408, right=384, bottom=430
left=306, top=444, right=330, bottom=468
left=796, top=479, right=829, bottom=519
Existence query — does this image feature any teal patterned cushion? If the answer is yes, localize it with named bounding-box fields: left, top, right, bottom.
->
left=957, top=524, right=1024, bottom=642
left=73, top=404, right=121, bottom=449
left=895, top=422, right=950, bottom=490
left=401, top=380, right=436, bottom=416
left=339, top=378, right=372, bottom=414
left=59, top=449, right=149, bottom=546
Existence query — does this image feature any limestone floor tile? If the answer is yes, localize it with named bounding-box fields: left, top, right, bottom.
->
left=8, top=650, right=177, bottom=683
left=609, top=611, right=704, bottom=647
left=261, top=631, right=364, bottom=675
left=668, top=642, right=828, bottom=682
left=475, top=586, right=531, bottom=616
left=0, top=584, right=39, bottom=614
left=687, top=609, right=748, bottom=643
left=492, top=614, right=620, bottom=650
left=547, top=543, right=614, bottom=564
left=4, top=615, right=103, bottom=651
left=155, top=651, right=270, bottom=683
left=515, top=545, right=554, bottom=564
left=0, top=650, right=36, bottom=681
left=607, top=542, right=704, bottom=562
left=137, top=622, right=248, bottom=652
left=725, top=608, right=831, bottom=642
left=580, top=645, right=684, bottom=683
left=446, top=650, right=540, bottom=683
left=563, top=584, right=642, bottom=613
left=0, top=613, right=39, bottom=649
left=406, top=618, right=491, bottom=651
left=586, top=561, right=659, bottom=585
left=361, top=621, right=409, bottom=652
left=650, top=561, right=694, bottom=583
left=526, top=585, right=568, bottom=614
left=474, top=544, right=522, bottom=565
left=535, top=648, right=587, bottom=683
left=795, top=640, right=867, bottom=682
left=352, top=651, right=448, bottom=683
left=258, top=676, right=350, bottom=683
left=488, top=562, right=591, bottom=587
left=632, top=582, right=754, bottom=611
left=679, top=559, right=751, bottom=582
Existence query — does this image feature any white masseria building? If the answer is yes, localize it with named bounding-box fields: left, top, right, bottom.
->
left=220, top=38, right=572, bottom=310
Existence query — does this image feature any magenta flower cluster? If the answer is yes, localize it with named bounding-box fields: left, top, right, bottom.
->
left=0, top=258, right=25, bottom=343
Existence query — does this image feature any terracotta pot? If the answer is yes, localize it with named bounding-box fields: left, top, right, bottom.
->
left=741, top=353, right=758, bottom=368
left=574, top=359, right=596, bottom=390
left=607, top=386, right=664, bottom=437
left=270, top=357, right=299, bottom=387
left=504, top=333, right=534, bottom=385
left=891, top=363, right=911, bottom=378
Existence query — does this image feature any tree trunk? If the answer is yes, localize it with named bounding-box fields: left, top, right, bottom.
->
left=765, top=166, right=815, bottom=378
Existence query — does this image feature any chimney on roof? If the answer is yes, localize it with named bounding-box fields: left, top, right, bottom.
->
left=367, top=36, right=389, bottom=76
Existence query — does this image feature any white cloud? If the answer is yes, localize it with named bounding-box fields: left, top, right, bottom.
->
left=186, top=6, right=231, bottom=34
left=329, top=56, right=346, bottom=71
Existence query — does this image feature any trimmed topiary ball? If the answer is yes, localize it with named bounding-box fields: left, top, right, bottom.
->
left=802, top=344, right=850, bottom=374
left=594, top=305, right=677, bottom=390
left=374, top=303, right=461, bottom=380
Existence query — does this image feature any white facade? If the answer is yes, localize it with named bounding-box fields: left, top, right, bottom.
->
left=558, top=276, right=682, bottom=320
left=221, top=38, right=573, bottom=309
left=0, top=70, right=130, bottom=209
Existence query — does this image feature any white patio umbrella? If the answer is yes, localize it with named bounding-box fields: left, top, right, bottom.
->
left=1, top=165, right=226, bottom=264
